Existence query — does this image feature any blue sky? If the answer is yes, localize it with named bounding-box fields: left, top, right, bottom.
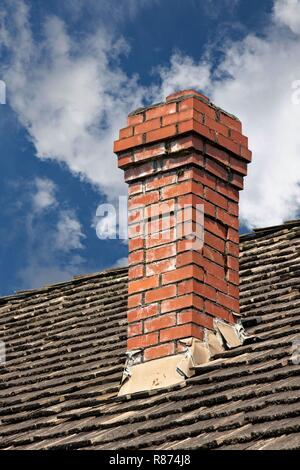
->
left=0, top=0, right=300, bottom=296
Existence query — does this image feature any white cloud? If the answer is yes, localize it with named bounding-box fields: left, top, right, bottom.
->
left=55, top=210, right=85, bottom=251
left=32, top=177, right=57, bottom=212
left=0, top=0, right=150, bottom=200
left=114, top=256, right=128, bottom=268
left=274, top=0, right=300, bottom=34
left=158, top=53, right=211, bottom=100
left=157, top=10, right=300, bottom=228
left=17, top=180, right=86, bottom=289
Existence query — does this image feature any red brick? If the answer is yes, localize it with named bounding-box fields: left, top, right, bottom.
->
left=128, top=264, right=144, bottom=280
left=203, top=259, right=225, bottom=279
left=205, top=232, right=225, bottom=252
left=128, top=294, right=142, bottom=309
left=162, top=108, right=195, bottom=126
left=177, top=192, right=203, bottom=207
left=118, top=153, right=133, bottom=168
left=179, top=97, right=216, bottom=119
left=134, top=143, right=166, bottom=163
left=128, top=303, right=159, bottom=323
left=227, top=255, right=239, bottom=272
left=144, top=313, right=176, bottom=333
left=205, top=143, right=229, bottom=165
left=128, top=322, right=143, bottom=337
left=162, top=265, right=204, bottom=285
left=120, top=126, right=134, bottom=139
left=160, top=294, right=204, bottom=313
left=160, top=324, right=204, bottom=342
left=128, top=221, right=145, bottom=240
left=146, top=244, right=176, bottom=263
left=134, top=117, right=161, bottom=135
left=146, top=258, right=176, bottom=276
left=146, top=125, right=177, bottom=144
left=231, top=173, right=244, bottom=190
left=217, top=181, right=239, bottom=202
left=177, top=310, right=214, bottom=329
left=227, top=269, right=239, bottom=286
left=217, top=209, right=239, bottom=230
left=205, top=273, right=227, bottom=293
left=128, top=275, right=159, bottom=294
left=176, top=250, right=204, bottom=268
left=128, top=237, right=144, bottom=252
left=217, top=134, right=240, bottom=155
left=228, top=201, right=239, bottom=216
left=240, top=146, right=252, bottom=162
left=128, top=205, right=143, bottom=224
left=167, top=135, right=204, bottom=154
left=177, top=279, right=194, bottom=296
left=205, top=158, right=228, bottom=181
left=128, top=113, right=144, bottom=126
left=203, top=246, right=225, bottom=267
left=205, top=187, right=228, bottom=210
left=145, top=102, right=177, bottom=120
left=228, top=283, right=239, bottom=298
left=205, top=116, right=229, bottom=137
left=129, top=190, right=159, bottom=208
left=178, top=119, right=211, bottom=140
left=128, top=250, right=144, bottom=265
left=205, top=218, right=227, bottom=239
left=145, top=199, right=175, bottom=219
left=217, top=292, right=240, bottom=312
left=128, top=182, right=143, bottom=196
left=196, top=283, right=216, bottom=302
left=145, top=285, right=177, bottom=304
left=226, top=241, right=239, bottom=257
left=229, top=156, right=248, bottom=176
left=227, top=227, right=239, bottom=243
left=192, top=168, right=216, bottom=189
left=205, top=300, right=232, bottom=323
left=146, top=174, right=177, bottom=191
left=114, top=134, right=143, bottom=153
left=127, top=332, right=158, bottom=350
left=144, top=342, right=175, bottom=361
left=125, top=161, right=154, bottom=182
left=219, top=112, right=242, bottom=132
left=145, top=228, right=176, bottom=248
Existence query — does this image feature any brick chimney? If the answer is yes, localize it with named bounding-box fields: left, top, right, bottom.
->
left=114, top=90, right=252, bottom=395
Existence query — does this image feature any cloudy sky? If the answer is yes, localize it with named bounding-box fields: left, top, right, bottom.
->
left=0, top=0, right=300, bottom=295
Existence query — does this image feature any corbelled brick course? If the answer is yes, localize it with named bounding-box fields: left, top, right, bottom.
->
left=114, top=89, right=252, bottom=362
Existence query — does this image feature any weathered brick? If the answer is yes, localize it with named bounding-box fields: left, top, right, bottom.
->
left=160, top=324, right=204, bottom=342
left=145, top=285, right=177, bottom=304
left=144, top=313, right=176, bottom=333
left=127, top=332, right=158, bottom=349
left=128, top=275, right=159, bottom=294
left=144, top=342, right=175, bottom=361
left=128, top=322, right=143, bottom=337
left=128, top=303, right=159, bottom=323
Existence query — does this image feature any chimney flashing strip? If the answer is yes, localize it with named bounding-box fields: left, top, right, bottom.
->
left=118, top=320, right=248, bottom=397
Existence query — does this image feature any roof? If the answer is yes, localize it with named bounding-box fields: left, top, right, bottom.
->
left=1, top=221, right=300, bottom=450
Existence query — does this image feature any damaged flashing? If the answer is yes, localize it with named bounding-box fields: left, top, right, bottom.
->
left=118, top=320, right=253, bottom=397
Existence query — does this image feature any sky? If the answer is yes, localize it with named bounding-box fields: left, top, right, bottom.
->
left=0, top=0, right=300, bottom=296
